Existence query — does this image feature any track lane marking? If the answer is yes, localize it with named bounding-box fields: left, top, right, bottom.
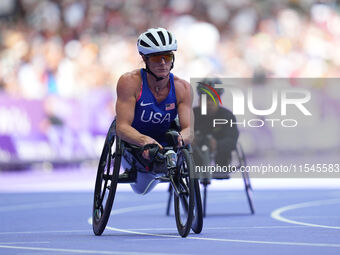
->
left=0, top=244, right=184, bottom=255
left=107, top=226, right=340, bottom=248
left=271, top=198, right=340, bottom=230
left=0, top=242, right=49, bottom=244
left=0, top=230, right=89, bottom=235
left=88, top=203, right=340, bottom=248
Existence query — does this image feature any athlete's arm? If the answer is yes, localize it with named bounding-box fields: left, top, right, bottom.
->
left=175, top=78, right=194, bottom=145
left=115, top=72, right=162, bottom=149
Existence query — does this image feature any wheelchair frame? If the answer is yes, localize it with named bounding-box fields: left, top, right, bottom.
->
left=92, top=119, right=203, bottom=237
left=166, top=142, right=255, bottom=217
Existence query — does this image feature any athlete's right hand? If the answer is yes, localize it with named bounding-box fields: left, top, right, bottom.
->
left=141, top=137, right=163, bottom=160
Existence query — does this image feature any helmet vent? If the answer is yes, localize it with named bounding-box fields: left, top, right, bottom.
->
left=157, top=31, right=166, bottom=45
left=140, top=40, right=151, bottom=47
left=146, top=32, right=159, bottom=46
left=167, top=32, right=172, bottom=44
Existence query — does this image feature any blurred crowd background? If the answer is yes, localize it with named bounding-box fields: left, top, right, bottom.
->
left=1, top=0, right=340, bottom=168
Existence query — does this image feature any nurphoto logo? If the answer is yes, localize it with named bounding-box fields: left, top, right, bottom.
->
left=195, top=78, right=312, bottom=128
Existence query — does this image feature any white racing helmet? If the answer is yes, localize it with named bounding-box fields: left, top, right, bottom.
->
left=137, top=27, right=177, bottom=55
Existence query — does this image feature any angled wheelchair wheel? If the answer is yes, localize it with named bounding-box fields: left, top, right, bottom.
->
left=237, top=144, right=255, bottom=214
left=92, top=121, right=122, bottom=235
left=243, top=171, right=255, bottom=214
left=174, top=148, right=195, bottom=237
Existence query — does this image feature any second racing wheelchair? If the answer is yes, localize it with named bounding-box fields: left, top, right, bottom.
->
left=92, top=119, right=203, bottom=237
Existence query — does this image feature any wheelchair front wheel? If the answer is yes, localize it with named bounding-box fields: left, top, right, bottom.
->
left=174, top=148, right=196, bottom=237
left=92, top=127, right=122, bottom=235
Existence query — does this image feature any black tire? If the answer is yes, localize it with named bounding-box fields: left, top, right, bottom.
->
left=174, top=148, right=195, bottom=237
left=92, top=122, right=122, bottom=235
left=191, top=178, right=203, bottom=234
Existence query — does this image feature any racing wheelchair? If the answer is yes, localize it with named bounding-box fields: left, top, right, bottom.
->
left=166, top=133, right=254, bottom=217
left=92, top=119, right=203, bottom=237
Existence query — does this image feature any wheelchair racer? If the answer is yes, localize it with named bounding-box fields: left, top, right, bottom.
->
left=115, top=28, right=194, bottom=193
left=193, top=79, right=239, bottom=179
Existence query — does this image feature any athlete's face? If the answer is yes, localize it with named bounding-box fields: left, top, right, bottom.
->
left=143, top=52, right=173, bottom=77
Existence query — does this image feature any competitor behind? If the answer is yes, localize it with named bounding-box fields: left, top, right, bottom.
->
left=193, top=79, right=239, bottom=178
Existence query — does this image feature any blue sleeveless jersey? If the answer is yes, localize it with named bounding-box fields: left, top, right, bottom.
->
left=131, top=69, right=177, bottom=145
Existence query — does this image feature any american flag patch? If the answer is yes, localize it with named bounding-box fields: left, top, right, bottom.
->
left=165, top=103, right=175, bottom=111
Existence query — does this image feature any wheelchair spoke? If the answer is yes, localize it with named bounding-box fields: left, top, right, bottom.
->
left=98, top=148, right=114, bottom=211
left=179, top=194, right=189, bottom=215
left=179, top=177, right=189, bottom=195
left=99, top=166, right=110, bottom=205
left=103, top=174, right=112, bottom=181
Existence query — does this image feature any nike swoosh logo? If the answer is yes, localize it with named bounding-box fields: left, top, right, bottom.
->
left=140, top=101, right=153, bottom=107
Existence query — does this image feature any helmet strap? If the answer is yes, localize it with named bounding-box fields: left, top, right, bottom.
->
left=170, top=54, right=175, bottom=70
left=144, top=65, right=165, bottom=81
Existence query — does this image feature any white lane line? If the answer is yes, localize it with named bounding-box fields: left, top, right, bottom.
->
left=125, top=226, right=307, bottom=231
left=107, top=226, right=340, bottom=248
left=271, top=198, right=340, bottom=230
left=0, top=242, right=49, bottom=245
left=0, top=245, right=183, bottom=255
left=0, top=230, right=89, bottom=235
left=0, top=200, right=88, bottom=212
left=89, top=203, right=340, bottom=248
